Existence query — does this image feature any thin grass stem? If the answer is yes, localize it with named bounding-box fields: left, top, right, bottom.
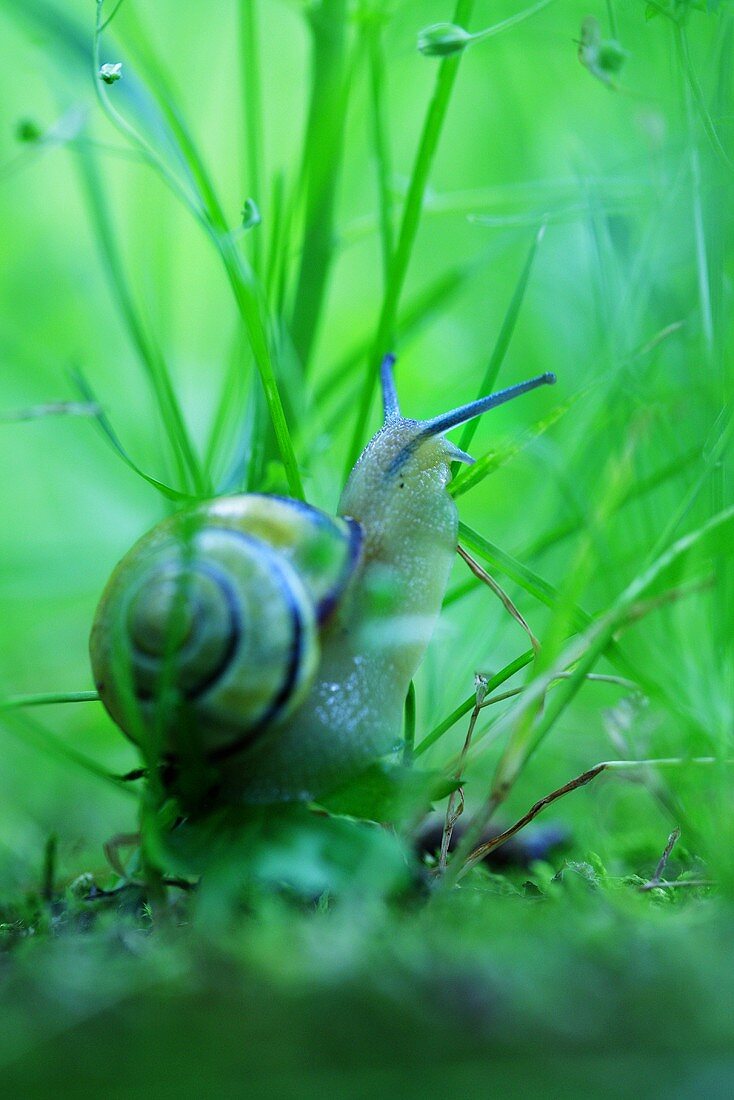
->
left=469, top=0, right=556, bottom=46
left=3, top=691, right=100, bottom=708
left=94, top=1, right=304, bottom=498
left=454, top=224, right=545, bottom=464
left=366, top=14, right=395, bottom=281
left=444, top=756, right=733, bottom=888
left=290, top=0, right=351, bottom=371
left=240, top=0, right=265, bottom=277
left=75, top=150, right=205, bottom=496
left=457, top=545, right=540, bottom=653
left=414, top=649, right=535, bottom=757
left=438, top=675, right=488, bottom=872
left=676, top=22, right=733, bottom=174
left=343, top=0, right=477, bottom=480
left=0, top=708, right=135, bottom=796
left=676, top=25, right=715, bottom=356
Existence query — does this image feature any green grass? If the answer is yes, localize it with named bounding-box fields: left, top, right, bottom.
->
left=0, top=0, right=732, bottom=1093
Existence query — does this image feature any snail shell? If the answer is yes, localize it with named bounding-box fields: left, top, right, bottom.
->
left=90, top=495, right=362, bottom=761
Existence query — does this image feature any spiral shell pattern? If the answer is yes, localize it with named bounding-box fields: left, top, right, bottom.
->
left=90, top=495, right=362, bottom=759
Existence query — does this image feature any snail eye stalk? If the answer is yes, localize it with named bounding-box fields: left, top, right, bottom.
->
left=419, top=372, right=556, bottom=439
left=379, top=352, right=554, bottom=437
left=380, top=353, right=401, bottom=421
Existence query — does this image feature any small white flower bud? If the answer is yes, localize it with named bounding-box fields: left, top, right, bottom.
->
left=98, top=62, right=123, bottom=85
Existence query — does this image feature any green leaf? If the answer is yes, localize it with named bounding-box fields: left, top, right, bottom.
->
left=318, top=762, right=459, bottom=823
left=153, top=805, right=413, bottom=909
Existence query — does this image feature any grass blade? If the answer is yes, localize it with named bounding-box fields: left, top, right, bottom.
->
left=414, top=649, right=535, bottom=757
left=70, top=369, right=195, bottom=502
left=0, top=402, right=100, bottom=424
left=450, top=391, right=579, bottom=499
left=94, top=2, right=304, bottom=498
left=4, top=692, right=99, bottom=708
left=290, top=0, right=352, bottom=371
left=455, top=223, right=546, bottom=459
left=365, top=10, right=395, bottom=280
left=239, top=0, right=266, bottom=277
left=0, top=706, right=135, bottom=796
left=677, top=22, right=733, bottom=174
left=457, top=522, right=590, bottom=628
left=74, top=146, right=207, bottom=496
left=342, top=0, right=477, bottom=480
left=481, top=504, right=734, bottom=803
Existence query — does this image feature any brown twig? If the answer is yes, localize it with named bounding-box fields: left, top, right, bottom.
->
left=440, top=757, right=733, bottom=888
left=651, top=826, right=681, bottom=884
left=438, top=675, right=488, bottom=872
left=457, top=544, right=540, bottom=654
left=637, top=826, right=697, bottom=891
left=458, top=763, right=608, bottom=881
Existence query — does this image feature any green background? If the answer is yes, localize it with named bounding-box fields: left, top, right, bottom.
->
left=0, top=0, right=732, bottom=1094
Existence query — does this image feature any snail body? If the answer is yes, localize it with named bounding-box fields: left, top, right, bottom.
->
left=90, top=494, right=360, bottom=762
left=90, top=358, right=554, bottom=804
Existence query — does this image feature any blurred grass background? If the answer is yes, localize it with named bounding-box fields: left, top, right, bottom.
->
left=0, top=0, right=732, bottom=1093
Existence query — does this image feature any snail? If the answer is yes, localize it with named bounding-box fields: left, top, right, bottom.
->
left=90, top=356, right=555, bottom=805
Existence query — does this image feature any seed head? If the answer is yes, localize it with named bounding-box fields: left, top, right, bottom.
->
left=417, top=23, right=472, bottom=58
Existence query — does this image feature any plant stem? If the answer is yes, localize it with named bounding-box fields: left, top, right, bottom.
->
left=240, top=0, right=265, bottom=277
left=648, top=827, right=681, bottom=887
left=3, top=691, right=100, bottom=708
left=290, top=0, right=351, bottom=372
left=75, top=148, right=205, bottom=496
left=676, top=24, right=714, bottom=356
left=443, top=758, right=732, bottom=889
left=415, top=649, right=535, bottom=757
left=458, top=545, right=540, bottom=653
left=455, top=224, right=545, bottom=463
left=676, top=21, right=733, bottom=174
left=452, top=761, right=608, bottom=884
left=366, top=15, right=394, bottom=281
left=470, top=0, right=556, bottom=45
left=0, top=708, right=135, bottom=794
left=438, top=676, right=487, bottom=872
left=343, top=0, right=476, bottom=481
left=95, top=1, right=305, bottom=498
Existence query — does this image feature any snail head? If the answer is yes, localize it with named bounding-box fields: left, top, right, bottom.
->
left=350, top=353, right=556, bottom=488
